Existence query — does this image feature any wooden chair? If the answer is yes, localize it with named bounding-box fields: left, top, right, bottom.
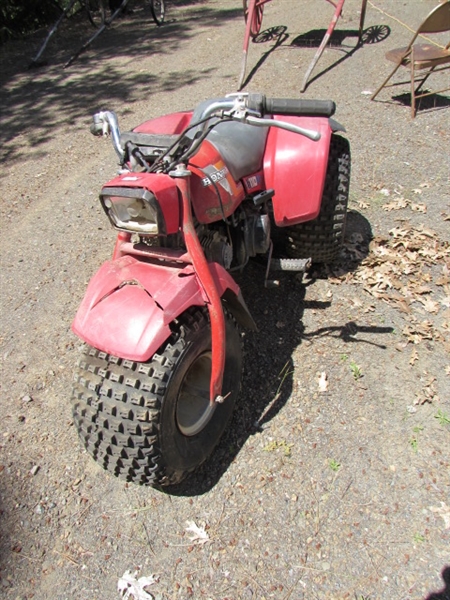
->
left=371, top=1, right=450, bottom=117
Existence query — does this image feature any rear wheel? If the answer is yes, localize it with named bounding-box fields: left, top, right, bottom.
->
left=285, top=134, right=350, bottom=263
left=72, top=307, right=241, bottom=487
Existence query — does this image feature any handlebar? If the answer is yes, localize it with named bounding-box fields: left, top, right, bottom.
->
left=91, top=110, right=124, bottom=162
left=92, top=93, right=336, bottom=167
left=247, top=93, right=336, bottom=118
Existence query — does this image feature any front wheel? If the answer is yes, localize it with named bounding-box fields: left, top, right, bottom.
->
left=149, top=0, right=165, bottom=26
left=285, top=134, right=350, bottom=264
left=72, top=307, right=242, bottom=487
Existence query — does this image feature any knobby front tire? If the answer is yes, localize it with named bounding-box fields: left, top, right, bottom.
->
left=72, top=307, right=242, bottom=487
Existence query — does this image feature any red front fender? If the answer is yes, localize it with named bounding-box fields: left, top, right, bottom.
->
left=72, top=255, right=252, bottom=362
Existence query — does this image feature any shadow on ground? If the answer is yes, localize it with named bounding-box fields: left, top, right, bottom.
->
left=289, top=24, right=390, bottom=91
left=291, top=24, right=390, bottom=49
left=0, top=2, right=243, bottom=165
left=164, top=210, right=394, bottom=497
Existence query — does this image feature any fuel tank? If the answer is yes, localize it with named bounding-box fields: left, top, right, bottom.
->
left=132, top=111, right=269, bottom=225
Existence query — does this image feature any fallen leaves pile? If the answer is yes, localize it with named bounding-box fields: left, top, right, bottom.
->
left=345, top=224, right=449, bottom=342
left=337, top=224, right=449, bottom=404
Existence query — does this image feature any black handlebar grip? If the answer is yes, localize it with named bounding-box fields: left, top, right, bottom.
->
left=247, top=94, right=336, bottom=117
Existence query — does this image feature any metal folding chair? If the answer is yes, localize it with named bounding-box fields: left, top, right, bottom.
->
left=371, top=1, right=450, bottom=117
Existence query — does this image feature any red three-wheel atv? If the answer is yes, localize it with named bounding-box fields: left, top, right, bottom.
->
left=71, top=93, right=350, bottom=487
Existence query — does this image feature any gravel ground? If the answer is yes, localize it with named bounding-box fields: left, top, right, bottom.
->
left=0, top=1, right=449, bottom=599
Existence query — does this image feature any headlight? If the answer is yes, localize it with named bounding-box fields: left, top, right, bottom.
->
left=100, top=187, right=165, bottom=235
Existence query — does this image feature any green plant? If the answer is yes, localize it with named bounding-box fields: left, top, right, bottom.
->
left=413, top=532, right=425, bottom=543
left=263, top=440, right=293, bottom=457
left=349, top=361, right=362, bottom=380
left=435, top=409, right=450, bottom=426
left=329, top=459, right=341, bottom=472
left=274, top=361, right=294, bottom=401
left=409, top=425, right=424, bottom=453
left=340, top=353, right=349, bottom=362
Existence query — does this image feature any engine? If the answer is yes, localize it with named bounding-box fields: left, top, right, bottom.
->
left=200, top=230, right=233, bottom=270
left=198, top=204, right=271, bottom=270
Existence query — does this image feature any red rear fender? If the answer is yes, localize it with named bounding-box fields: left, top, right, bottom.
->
left=263, top=116, right=333, bottom=226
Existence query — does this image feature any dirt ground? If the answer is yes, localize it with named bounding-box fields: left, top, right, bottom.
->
left=0, top=0, right=449, bottom=598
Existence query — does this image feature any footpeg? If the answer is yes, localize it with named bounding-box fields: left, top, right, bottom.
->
left=264, top=243, right=311, bottom=288
left=270, top=257, right=311, bottom=272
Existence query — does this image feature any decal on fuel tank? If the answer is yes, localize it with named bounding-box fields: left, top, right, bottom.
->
left=244, top=174, right=261, bottom=190
left=201, top=164, right=231, bottom=193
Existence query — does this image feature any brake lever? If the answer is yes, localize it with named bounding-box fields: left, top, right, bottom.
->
left=244, top=115, right=321, bottom=142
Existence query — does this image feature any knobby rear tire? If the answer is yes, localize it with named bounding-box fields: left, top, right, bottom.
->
left=72, top=307, right=242, bottom=487
left=285, top=134, right=350, bottom=264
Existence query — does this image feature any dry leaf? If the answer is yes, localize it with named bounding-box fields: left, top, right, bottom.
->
left=439, top=296, right=450, bottom=309
left=429, top=502, right=450, bottom=530
left=185, top=521, right=210, bottom=544
left=409, top=348, right=419, bottom=366
left=414, top=375, right=439, bottom=405
left=411, top=203, right=427, bottom=213
left=383, top=198, right=409, bottom=211
left=318, top=372, right=329, bottom=392
left=417, top=297, right=440, bottom=314
left=118, top=569, right=158, bottom=600
left=350, top=298, right=363, bottom=308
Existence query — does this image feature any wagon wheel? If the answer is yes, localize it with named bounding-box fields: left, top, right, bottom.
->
left=243, top=0, right=264, bottom=38
left=84, top=0, right=106, bottom=28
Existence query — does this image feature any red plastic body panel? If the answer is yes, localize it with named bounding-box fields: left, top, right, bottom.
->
left=101, top=172, right=180, bottom=235
left=263, top=116, right=332, bottom=226
left=189, top=140, right=245, bottom=224
left=133, top=111, right=193, bottom=135
left=72, top=255, right=242, bottom=363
